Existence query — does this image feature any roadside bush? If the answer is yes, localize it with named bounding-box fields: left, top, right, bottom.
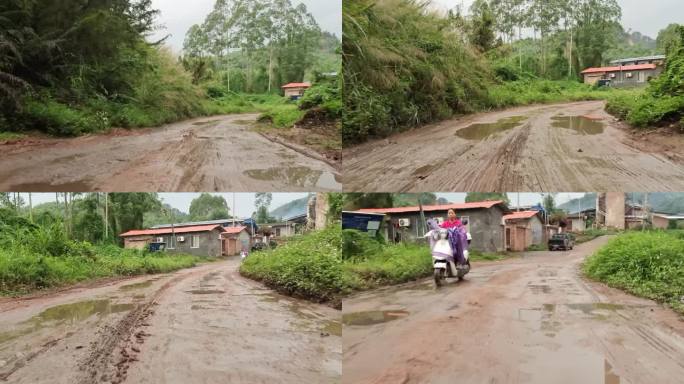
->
left=22, top=98, right=95, bottom=136
left=239, top=227, right=346, bottom=306
left=343, top=243, right=432, bottom=289
left=341, top=229, right=383, bottom=261
left=583, top=231, right=684, bottom=313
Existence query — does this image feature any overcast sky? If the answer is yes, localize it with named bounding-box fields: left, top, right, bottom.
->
left=431, top=0, right=682, bottom=38
left=149, top=0, right=341, bottom=53
left=21, top=193, right=309, bottom=219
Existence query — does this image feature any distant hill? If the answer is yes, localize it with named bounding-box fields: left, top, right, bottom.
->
left=270, top=196, right=310, bottom=221
left=558, top=193, right=597, bottom=214
left=604, top=28, right=660, bottom=63
left=558, top=193, right=684, bottom=214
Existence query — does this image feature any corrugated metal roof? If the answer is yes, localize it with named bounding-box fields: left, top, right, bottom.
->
left=609, top=55, right=665, bottom=64
left=120, top=224, right=225, bottom=237
left=581, top=64, right=656, bottom=74
left=151, top=218, right=245, bottom=229
left=355, top=201, right=506, bottom=214
left=220, top=226, right=248, bottom=236
left=281, top=82, right=311, bottom=89
left=504, top=211, right=539, bottom=221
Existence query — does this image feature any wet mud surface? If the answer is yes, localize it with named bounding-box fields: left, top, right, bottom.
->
left=343, top=101, right=684, bottom=191
left=0, top=259, right=341, bottom=383
left=342, top=237, right=684, bottom=384
left=0, top=114, right=341, bottom=192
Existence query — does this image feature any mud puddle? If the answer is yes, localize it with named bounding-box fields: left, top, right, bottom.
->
left=244, top=167, right=341, bottom=190
left=321, top=321, right=342, bottom=337
left=342, top=310, right=410, bottom=326
left=192, top=120, right=220, bottom=126
left=8, top=180, right=94, bottom=192
left=551, top=115, right=604, bottom=135
left=185, top=289, right=225, bottom=295
left=0, top=299, right=134, bottom=345
left=455, top=116, right=527, bottom=140
left=119, top=281, right=154, bottom=291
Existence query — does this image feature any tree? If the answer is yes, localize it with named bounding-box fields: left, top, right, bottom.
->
left=255, top=192, right=274, bottom=223
left=109, top=193, right=162, bottom=238
left=542, top=194, right=556, bottom=213
left=657, top=23, right=681, bottom=55
left=465, top=192, right=510, bottom=204
left=469, top=0, right=497, bottom=52
left=342, top=193, right=393, bottom=210
left=189, top=193, right=230, bottom=221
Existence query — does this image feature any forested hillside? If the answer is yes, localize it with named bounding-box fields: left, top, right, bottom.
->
left=343, top=0, right=682, bottom=144
left=0, top=0, right=341, bottom=139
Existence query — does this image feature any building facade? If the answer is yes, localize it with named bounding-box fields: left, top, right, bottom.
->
left=503, top=211, right=545, bottom=252
left=356, top=201, right=509, bottom=252
left=121, top=224, right=226, bottom=257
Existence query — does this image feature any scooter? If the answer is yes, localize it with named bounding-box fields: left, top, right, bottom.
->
left=425, top=220, right=471, bottom=287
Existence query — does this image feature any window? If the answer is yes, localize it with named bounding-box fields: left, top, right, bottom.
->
left=191, top=235, right=200, bottom=248
left=167, top=235, right=175, bottom=249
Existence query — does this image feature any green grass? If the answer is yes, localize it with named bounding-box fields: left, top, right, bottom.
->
left=573, top=228, right=618, bottom=244
left=341, top=229, right=511, bottom=291
left=487, top=80, right=626, bottom=109
left=606, top=91, right=684, bottom=129
left=239, top=227, right=345, bottom=307
left=583, top=230, right=684, bottom=314
left=0, top=245, right=200, bottom=296
left=0, top=132, right=26, bottom=141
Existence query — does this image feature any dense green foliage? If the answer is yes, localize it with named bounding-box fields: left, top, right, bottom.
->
left=239, top=227, right=345, bottom=306
left=0, top=0, right=340, bottom=136
left=606, top=25, right=684, bottom=130
left=0, top=207, right=199, bottom=295
left=343, top=0, right=493, bottom=143
left=583, top=231, right=684, bottom=314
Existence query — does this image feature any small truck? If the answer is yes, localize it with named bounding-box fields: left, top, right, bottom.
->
left=548, top=233, right=575, bottom=251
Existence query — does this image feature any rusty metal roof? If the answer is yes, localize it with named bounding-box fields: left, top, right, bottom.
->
left=581, top=64, right=656, bottom=74
left=120, top=224, right=225, bottom=237
left=355, top=201, right=506, bottom=214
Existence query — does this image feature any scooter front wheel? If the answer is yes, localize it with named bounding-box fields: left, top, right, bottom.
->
left=433, top=269, right=444, bottom=287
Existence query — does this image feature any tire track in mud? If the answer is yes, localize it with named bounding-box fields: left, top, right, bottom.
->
left=76, top=270, right=203, bottom=384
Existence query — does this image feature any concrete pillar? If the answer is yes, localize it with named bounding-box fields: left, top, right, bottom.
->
left=605, top=192, right=625, bottom=230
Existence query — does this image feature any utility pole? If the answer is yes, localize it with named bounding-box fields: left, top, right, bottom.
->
left=28, top=193, right=33, bottom=223
left=233, top=192, right=236, bottom=227
left=418, top=193, right=427, bottom=237
left=104, top=193, right=109, bottom=242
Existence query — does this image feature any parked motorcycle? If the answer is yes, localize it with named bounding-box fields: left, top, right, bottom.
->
left=425, top=219, right=471, bottom=287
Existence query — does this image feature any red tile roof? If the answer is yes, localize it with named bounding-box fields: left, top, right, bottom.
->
left=281, top=82, right=311, bottom=89
left=581, top=64, right=656, bottom=74
left=120, top=224, right=225, bottom=237
left=504, top=211, right=540, bottom=221
left=356, top=201, right=505, bottom=214
left=220, top=226, right=247, bottom=236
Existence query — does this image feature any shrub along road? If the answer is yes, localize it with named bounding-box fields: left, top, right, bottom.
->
left=0, top=114, right=341, bottom=192
left=342, top=236, right=684, bottom=384
left=0, top=258, right=341, bottom=384
left=343, top=100, right=684, bottom=192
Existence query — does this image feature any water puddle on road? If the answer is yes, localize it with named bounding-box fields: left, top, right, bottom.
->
left=0, top=299, right=134, bottom=345
left=566, top=303, right=624, bottom=315
left=342, top=310, right=410, bottom=326
left=244, top=167, right=341, bottom=190
left=455, top=116, right=527, bottom=140
left=185, top=289, right=225, bottom=295
left=321, top=321, right=342, bottom=337
left=551, top=115, right=604, bottom=135
left=8, top=180, right=94, bottom=192
left=119, top=280, right=154, bottom=291
left=192, top=120, right=220, bottom=126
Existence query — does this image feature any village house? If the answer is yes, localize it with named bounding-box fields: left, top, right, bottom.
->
left=269, top=212, right=308, bottom=239
left=220, top=226, right=251, bottom=255
left=120, top=224, right=228, bottom=257
left=565, top=208, right=596, bottom=232
left=354, top=201, right=510, bottom=252
left=581, top=55, right=665, bottom=87
left=281, top=82, right=311, bottom=100
left=503, top=211, right=545, bottom=252
left=652, top=213, right=684, bottom=229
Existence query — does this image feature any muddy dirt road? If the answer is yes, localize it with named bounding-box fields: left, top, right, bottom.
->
left=0, top=114, right=341, bottom=192
left=343, top=237, right=684, bottom=384
left=343, top=101, right=684, bottom=192
left=0, top=259, right=341, bottom=384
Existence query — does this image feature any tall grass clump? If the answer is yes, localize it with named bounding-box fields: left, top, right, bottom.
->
left=0, top=209, right=200, bottom=295
left=343, top=0, right=493, bottom=144
left=239, top=226, right=346, bottom=306
left=583, top=231, right=684, bottom=313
